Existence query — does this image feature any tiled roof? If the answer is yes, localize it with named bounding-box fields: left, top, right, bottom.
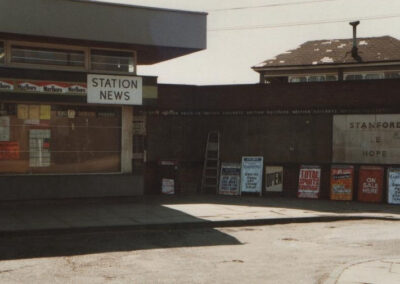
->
left=253, top=36, right=400, bottom=69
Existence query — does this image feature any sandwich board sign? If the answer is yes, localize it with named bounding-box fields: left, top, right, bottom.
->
left=298, top=165, right=321, bottom=199
left=218, top=163, right=241, bottom=196
left=330, top=165, right=354, bottom=201
left=265, top=166, right=283, bottom=192
left=387, top=168, right=400, bottom=205
left=241, top=156, right=263, bottom=196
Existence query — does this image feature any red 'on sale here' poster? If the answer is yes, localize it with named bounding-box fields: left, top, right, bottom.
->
left=298, top=166, right=321, bottom=199
left=358, top=166, right=384, bottom=203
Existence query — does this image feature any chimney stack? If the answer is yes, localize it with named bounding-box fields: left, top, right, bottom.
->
left=349, top=21, right=360, bottom=58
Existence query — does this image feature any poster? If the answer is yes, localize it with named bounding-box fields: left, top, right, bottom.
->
left=298, top=165, right=321, bottom=199
left=0, top=116, right=10, bottom=141
left=29, top=105, right=40, bottom=120
left=358, top=166, right=384, bottom=202
left=387, top=169, right=400, bottom=205
left=265, top=166, right=283, bottom=192
left=330, top=165, right=354, bottom=200
left=17, top=104, right=29, bottom=119
left=219, top=163, right=241, bottom=195
left=39, top=105, right=51, bottom=120
left=161, top=178, right=175, bottom=194
left=29, top=129, right=51, bottom=167
left=0, top=142, right=19, bottom=160
left=241, top=156, right=263, bottom=195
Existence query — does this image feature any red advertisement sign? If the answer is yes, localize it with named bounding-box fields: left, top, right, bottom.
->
left=298, top=166, right=321, bottom=199
left=330, top=166, right=354, bottom=201
left=358, top=166, right=384, bottom=203
left=0, top=142, right=20, bottom=160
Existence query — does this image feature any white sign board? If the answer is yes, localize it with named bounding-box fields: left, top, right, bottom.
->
left=219, top=163, right=241, bottom=196
left=388, top=168, right=400, bottom=204
left=161, top=178, right=175, bottom=195
left=87, top=74, right=142, bottom=105
left=241, top=156, right=263, bottom=195
left=265, top=166, right=283, bottom=192
left=333, top=114, right=400, bottom=164
left=0, top=116, right=10, bottom=141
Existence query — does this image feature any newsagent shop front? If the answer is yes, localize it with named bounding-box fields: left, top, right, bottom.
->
left=0, top=73, right=142, bottom=200
left=0, top=0, right=207, bottom=200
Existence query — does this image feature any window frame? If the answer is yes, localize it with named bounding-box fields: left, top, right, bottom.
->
left=6, top=40, right=89, bottom=71
left=89, top=47, right=137, bottom=75
left=288, top=74, right=338, bottom=83
left=0, top=40, right=6, bottom=66
left=344, top=72, right=385, bottom=81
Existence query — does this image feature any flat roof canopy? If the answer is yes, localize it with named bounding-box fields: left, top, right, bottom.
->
left=0, top=0, right=207, bottom=64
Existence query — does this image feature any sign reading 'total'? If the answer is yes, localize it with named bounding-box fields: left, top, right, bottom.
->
left=87, top=74, right=142, bottom=105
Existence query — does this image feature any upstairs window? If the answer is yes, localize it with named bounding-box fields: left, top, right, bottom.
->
left=385, top=72, right=400, bottom=79
left=289, top=74, right=337, bottom=83
left=90, top=49, right=135, bottom=73
left=0, top=42, right=4, bottom=64
left=10, top=45, right=85, bottom=68
left=344, top=73, right=385, bottom=81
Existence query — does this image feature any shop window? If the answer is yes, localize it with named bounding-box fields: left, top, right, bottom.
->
left=0, top=103, right=121, bottom=174
left=91, top=49, right=135, bottom=73
left=10, top=45, right=85, bottom=67
left=0, top=42, right=4, bottom=64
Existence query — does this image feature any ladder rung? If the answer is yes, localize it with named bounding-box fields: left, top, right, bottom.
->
left=205, top=167, right=218, bottom=170
left=205, top=176, right=217, bottom=179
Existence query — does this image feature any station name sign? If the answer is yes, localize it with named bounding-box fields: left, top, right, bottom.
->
left=87, top=74, right=142, bottom=105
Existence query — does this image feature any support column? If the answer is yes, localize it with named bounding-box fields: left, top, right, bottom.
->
left=121, top=106, right=133, bottom=173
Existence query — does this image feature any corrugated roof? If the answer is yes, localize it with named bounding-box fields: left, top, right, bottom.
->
left=253, top=36, right=400, bottom=69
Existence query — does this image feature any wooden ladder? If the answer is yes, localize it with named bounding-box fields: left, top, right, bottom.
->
left=201, top=131, right=220, bottom=193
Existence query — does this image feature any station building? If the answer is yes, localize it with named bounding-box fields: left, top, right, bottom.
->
left=0, top=0, right=206, bottom=200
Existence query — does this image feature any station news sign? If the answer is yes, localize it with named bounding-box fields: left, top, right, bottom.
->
left=333, top=114, right=400, bottom=164
left=87, top=74, right=142, bottom=105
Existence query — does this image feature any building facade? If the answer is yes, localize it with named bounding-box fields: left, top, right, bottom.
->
left=0, top=0, right=206, bottom=200
left=252, top=35, right=400, bottom=84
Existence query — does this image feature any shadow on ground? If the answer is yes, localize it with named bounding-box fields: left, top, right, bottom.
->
left=0, top=202, right=241, bottom=261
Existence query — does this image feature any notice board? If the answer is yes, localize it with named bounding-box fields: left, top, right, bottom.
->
left=358, top=166, right=384, bottom=203
left=330, top=165, right=354, bottom=201
left=265, top=166, right=283, bottom=192
left=219, top=163, right=241, bottom=196
left=241, top=156, right=263, bottom=195
left=387, top=168, right=400, bottom=205
left=298, top=165, right=321, bottom=199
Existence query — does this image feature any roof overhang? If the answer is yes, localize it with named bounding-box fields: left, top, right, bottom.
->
left=252, top=61, right=400, bottom=73
left=0, top=0, right=207, bottom=65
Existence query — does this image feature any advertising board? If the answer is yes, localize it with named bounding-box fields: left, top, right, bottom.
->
left=87, top=74, right=142, bottom=105
left=219, top=163, right=241, bottom=195
left=358, top=166, right=384, bottom=202
left=333, top=114, right=400, bottom=164
left=241, top=156, right=263, bottom=195
left=387, top=168, right=400, bottom=205
left=330, top=165, right=354, bottom=201
left=265, top=166, right=283, bottom=192
left=298, top=165, right=321, bottom=199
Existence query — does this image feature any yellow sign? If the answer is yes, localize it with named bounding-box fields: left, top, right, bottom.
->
left=17, top=104, right=29, bottom=119
left=40, top=105, right=51, bottom=120
left=29, top=105, right=40, bottom=120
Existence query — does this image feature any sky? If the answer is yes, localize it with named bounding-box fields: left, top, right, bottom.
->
left=103, top=0, right=400, bottom=85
